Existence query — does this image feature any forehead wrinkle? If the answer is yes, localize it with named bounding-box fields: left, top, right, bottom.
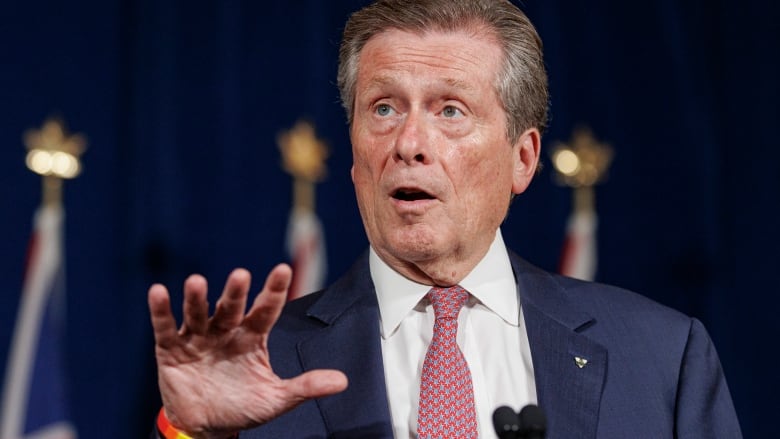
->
left=362, top=73, right=477, bottom=95
left=391, top=43, right=484, bottom=72
left=357, top=30, right=501, bottom=99
left=359, top=55, right=483, bottom=97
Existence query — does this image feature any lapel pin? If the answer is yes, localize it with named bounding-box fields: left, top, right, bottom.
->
left=574, top=356, right=588, bottom=369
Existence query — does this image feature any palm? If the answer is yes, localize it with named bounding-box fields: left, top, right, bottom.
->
left=148, top=265, right=347, bottom=438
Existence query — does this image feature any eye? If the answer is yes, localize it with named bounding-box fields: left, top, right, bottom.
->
left=375, top=103, right=393, bottom=116
left=441, top=105, right=463, bottom=118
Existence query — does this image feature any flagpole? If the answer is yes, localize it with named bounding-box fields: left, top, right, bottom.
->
left=278, top=121, right=329, bottom=300
left=0, top=118, right=84, bottom=438
left=551, top=127, right=613, bottom=281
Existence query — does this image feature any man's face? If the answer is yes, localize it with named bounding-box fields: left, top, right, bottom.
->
left=350, top=28, right=539, bottom=285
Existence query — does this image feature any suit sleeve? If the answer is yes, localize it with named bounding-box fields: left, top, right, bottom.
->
left=674, top=318, right=742, bottom=438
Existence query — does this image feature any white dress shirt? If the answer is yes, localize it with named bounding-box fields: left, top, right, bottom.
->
left=371, top=229, right=537, bottom=438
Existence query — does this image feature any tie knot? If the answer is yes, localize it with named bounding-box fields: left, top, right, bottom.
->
left=427, top=285, right=469, bottom=320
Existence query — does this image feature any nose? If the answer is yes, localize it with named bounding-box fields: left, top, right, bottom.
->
left=394, top=111, right=431, bottom=165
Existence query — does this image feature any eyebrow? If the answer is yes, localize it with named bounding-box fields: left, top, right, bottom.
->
left=442, top=77, right=477, bottom=92
left=364, top=75, right=395, bottom=89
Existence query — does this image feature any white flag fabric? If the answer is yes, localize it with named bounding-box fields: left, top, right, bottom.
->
left=1, top=205, right=77, bottom=439
left=285, top=209, right=327, bottom=300
left=559, top=209, right=598, bottom=281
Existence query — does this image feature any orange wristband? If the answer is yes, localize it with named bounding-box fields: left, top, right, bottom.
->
left=157, top=408, right=194, bottom=439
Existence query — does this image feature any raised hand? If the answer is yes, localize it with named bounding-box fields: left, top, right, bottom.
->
left=148, top=264, right=348, bottom=439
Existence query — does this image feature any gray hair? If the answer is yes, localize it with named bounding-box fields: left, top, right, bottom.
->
left=337, top=0, right=549, bottom=142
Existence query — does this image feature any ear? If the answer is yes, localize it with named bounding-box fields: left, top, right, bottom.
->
left=511, top=128, right=541, bottom=195
left=350, top=164, right=356, bottom=182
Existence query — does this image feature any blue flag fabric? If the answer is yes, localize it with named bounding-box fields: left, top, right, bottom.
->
left=1, top=205, right=77, bottom=438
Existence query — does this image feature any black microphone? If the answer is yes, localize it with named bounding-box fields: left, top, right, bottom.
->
left=492, top=405, right=521, bottom=439
left=518, top=404, right=547, bottom=439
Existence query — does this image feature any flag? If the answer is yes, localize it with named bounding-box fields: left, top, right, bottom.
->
left=285, top=208, right=326, bottom=300
left=558, top=207, right=597, bottom=281
left=1, top=205, right=77, bottom=439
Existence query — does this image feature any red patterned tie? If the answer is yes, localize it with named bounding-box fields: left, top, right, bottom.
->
left=417, top=285, right=478, bottom=438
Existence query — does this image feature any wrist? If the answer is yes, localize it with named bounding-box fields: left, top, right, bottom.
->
left=157, top=408, right=238, bottom=439
left=157, top=407, right=194, bottom=439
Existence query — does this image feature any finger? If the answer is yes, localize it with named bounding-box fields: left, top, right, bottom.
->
left=210, top=268, right=251, bottom=332
left=182, top=274, right=209, bottom=335
left=283, top=369, right=348, bottom=402
left=148, top=283, right=179, bottom=349
left=244, top=263, right=292, bottom=334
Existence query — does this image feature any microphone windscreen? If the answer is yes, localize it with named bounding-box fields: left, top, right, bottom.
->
left=519, top=404, right=547, bottom=438
left=493, top=405, right=520, bottom=439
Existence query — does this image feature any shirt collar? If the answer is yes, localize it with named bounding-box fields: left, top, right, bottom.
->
left=371, top=229, right=519, bottom=339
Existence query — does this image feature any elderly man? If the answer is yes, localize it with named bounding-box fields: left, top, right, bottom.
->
left=148, top=0, right=741, bottom=437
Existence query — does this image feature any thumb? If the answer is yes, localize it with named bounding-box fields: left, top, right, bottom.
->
left=284, top=369, right=348, bottom=402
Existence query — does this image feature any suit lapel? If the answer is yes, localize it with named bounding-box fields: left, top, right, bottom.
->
left=293, top=252, right=607, bottom=438
left=297, top=255, right=394, bottom=438
left=511, top=253, right=607, bottom=439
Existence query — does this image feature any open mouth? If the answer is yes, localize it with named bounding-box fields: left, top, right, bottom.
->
left=392, top=188, right=435, bottom=201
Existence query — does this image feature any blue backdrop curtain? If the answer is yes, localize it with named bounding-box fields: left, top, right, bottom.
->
left=1, top=0, right=777, bottom=436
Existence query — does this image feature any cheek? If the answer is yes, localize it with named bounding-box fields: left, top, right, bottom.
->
left=353, top=134, right=391, bottom=180
left=457, top=147, right=514, bottom=201
left=351, top=144, right=385, bottom=206
left=350, top=132, right=371, bottom=175
left=447, top=140, right=501, bottom=181
left=351, top=150, right=375, bottom=186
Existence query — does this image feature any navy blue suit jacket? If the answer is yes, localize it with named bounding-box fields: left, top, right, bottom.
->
left=241, top=251, right=741, bottom=438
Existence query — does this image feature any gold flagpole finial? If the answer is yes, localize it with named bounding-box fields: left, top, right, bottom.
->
left=24, top=117, right=87, bottom=206
left=550, top=126, right=613, bottom=188
left=278, top=120, right=329, bottom=213
left=550, top=126, right=613, bottom=212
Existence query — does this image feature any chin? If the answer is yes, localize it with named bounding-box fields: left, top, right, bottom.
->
left=384, top=228, right=446, bottom=262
